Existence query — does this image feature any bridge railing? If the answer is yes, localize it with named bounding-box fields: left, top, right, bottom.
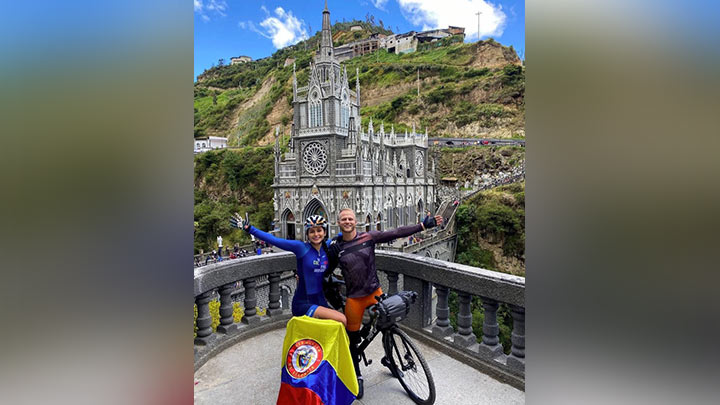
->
left=193, top=251, right=525, bottom=389
left=194, top=253, right=297, bottom=369
left=375, top=250, right=525, bottom=388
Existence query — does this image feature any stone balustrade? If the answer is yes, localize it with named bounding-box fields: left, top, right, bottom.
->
left=374, top=250, right=525, bottom=388
left=194, top=250, right=525, bottom=389
left=194, top=252, right=297, bottom=368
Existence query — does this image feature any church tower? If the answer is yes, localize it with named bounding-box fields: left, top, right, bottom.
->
left=272, top=1, right=434, bottom=240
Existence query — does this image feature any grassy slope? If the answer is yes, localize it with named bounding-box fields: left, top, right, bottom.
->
left=194, top=24, right=524, bottom=144
left=456, top=181, right=525, bottom=276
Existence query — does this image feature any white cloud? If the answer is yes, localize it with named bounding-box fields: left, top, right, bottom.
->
left=397, top=0, right=506, bottom=40
left=371, top=0, right=390, bottom=11
left=255, top=7, right=309, bottom=49
left=194, top=0, right=228, bottom=22
left=237, top=21, right=246, bottom=29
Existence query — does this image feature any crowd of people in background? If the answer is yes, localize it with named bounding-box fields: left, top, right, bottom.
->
left=194, top=239, right=278, bottom=268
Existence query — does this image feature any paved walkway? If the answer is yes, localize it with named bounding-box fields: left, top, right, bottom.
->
left=195, top=327, right=524, bottom=404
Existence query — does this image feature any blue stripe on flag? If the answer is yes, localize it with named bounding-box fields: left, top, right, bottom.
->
left=281, top=360, right=356, bottom=405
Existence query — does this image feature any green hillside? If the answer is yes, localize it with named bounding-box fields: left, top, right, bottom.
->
left=194, top=22, right=523, bottom=146
left=456, top=182, right=525, bottom=276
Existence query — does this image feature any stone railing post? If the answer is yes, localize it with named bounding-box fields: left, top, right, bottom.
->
left=241, top=278, right=260, bottom=325
left=402, top=275, right=432, bottom=329
left=267, top=272, right=283, bottom=316
left=478, top=297, right=504, bottom=358
left=386, top=271, right=399, bottom=295
left=452, top=291, right=479, bottom=349
left=194, top=291, right=216, bottom=345
left=431, top=284, right=453, bottom=337
left=506, top=305, right=525, bottom=373
left=216, top=282, right=239, bottom=334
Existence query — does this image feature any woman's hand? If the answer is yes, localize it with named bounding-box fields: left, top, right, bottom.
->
left=230, top=212, right=251, bottom=232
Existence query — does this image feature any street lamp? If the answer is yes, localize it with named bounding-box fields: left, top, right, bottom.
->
left=475, top=11, right=482, bottom=42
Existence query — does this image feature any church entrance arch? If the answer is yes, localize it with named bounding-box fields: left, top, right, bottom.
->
left=302, top=198, right=327, bottom=238
left=282, top=209, right=296, bottom=240
left=303, top=197, right=327, bottom=219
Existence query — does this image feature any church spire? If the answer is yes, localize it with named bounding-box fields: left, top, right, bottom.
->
left=320, top=1, right=333, bottom=60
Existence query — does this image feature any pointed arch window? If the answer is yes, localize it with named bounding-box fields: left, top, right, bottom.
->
left=309, top=101, right=323, bottom=127
left=308, top=88, right=322, bottom=128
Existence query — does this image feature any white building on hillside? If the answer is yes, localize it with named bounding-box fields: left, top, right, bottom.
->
left=194, top=136, right=228, bottom=153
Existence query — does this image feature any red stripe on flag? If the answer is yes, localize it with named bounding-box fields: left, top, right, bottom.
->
left=276, top=382, right=325, bottom=405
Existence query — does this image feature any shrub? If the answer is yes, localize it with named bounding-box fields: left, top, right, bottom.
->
left=463, top=68, right=490, bottom=78
left=426, top=85, right=456, bottom=104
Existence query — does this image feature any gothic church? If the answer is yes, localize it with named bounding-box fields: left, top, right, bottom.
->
left=272, top=1, right=436, bottom=239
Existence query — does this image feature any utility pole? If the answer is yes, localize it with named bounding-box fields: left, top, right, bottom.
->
left=417, top=68, right=420, bottom=99
left=475, top=11, right=482, bottom=42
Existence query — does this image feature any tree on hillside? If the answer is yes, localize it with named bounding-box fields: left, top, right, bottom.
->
left=218, top=58, right=225, bottom=67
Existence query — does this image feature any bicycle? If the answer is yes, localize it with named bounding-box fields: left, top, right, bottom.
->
left=325, top=275, right=436, bottom=405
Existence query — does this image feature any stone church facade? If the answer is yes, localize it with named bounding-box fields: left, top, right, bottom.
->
left=271, top=2, right=436, bottom=240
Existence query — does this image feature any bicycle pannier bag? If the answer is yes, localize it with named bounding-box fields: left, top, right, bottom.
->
left=376, top=290, right=417, bottom=330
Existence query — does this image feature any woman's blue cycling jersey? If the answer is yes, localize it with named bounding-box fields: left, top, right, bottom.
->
left=247, top=226, right=329, bottom=316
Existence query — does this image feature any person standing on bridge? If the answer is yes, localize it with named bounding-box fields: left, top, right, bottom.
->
left=327, top=208, right=443, bottom=399
left=229, top=212, right=347, bottom=326
left=216, top=235, right=223, bottom=261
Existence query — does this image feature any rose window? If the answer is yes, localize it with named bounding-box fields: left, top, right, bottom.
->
left=303, top=142, right=327, bottom=175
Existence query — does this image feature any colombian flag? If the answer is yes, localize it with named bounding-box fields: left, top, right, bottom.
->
left=277, top=316, right=358, bottom=405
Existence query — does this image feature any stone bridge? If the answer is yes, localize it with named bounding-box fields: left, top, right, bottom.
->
left=384, top=165, right=525, bottom=262
left=194, top=251, right=525, bottom=403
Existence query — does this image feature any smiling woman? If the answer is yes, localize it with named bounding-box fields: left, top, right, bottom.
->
left=229, top=212, right=347, bottom=326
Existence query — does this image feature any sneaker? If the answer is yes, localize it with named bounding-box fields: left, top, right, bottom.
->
left=356, top=376, right=364, bottom=399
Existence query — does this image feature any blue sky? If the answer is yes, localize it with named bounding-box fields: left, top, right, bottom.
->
left=194, top=0, right=524, bottom=80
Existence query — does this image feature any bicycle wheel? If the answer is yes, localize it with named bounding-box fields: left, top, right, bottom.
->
left=383, top=328, right=436, bottom=405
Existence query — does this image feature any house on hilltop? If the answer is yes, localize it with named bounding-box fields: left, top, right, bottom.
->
left=230, top=56, right=252, bottom=65
left=334, top=33, right=387, bottom=62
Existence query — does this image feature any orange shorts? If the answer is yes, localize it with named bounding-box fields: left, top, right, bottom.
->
left=345, top=287, right=383, bottom=332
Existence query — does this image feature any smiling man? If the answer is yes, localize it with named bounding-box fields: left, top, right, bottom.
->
left=328, top=207, right=443, bottom=398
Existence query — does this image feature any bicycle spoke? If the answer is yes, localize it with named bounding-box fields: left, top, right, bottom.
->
left=385, top=329, right=435, bottom=404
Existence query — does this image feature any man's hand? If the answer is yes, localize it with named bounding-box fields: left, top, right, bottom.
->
left=230, top=212, right=251, bottom=232
left=422, top=214, right=444, bottom=230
